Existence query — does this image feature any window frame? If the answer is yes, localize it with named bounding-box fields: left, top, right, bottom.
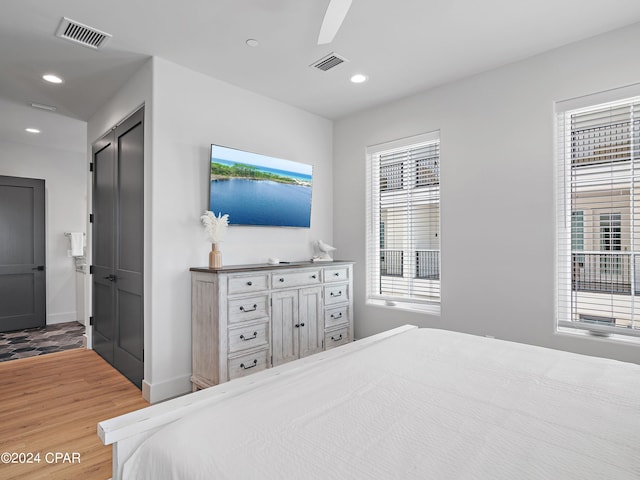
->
left=365, top=131, right=441, bottom=315
left=555, top=86, right=640, bottom=342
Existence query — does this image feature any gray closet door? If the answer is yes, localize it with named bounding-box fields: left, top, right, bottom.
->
left=92, top=107, right=144, bottom=388
left=0, top=176, right=45, bottom=332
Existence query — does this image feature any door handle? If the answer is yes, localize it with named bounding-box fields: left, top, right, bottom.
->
left=32, top=266, right=45, bottom=271
left=103, top=274, right=117, bottom=282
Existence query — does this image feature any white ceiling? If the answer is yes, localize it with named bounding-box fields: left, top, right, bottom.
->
left=2, top=0, right=640, bottom=131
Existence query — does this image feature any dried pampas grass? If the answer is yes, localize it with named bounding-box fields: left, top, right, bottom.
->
left=200, top=211, right=229, bottom=243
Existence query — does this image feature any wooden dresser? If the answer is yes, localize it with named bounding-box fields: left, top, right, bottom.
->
left=190, top=261, right=354, bottom=390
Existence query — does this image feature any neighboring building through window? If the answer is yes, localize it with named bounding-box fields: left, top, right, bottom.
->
left=556, top=91, right=640, bottom=339
left=366, top=132, right=441, bottom=312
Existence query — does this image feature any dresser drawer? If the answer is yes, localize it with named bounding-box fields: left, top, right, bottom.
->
left=324, top=327, right=349, bottom=350
left=228, top=348, right=269, bottom=380
left=324, top=305, right=349, bottom=329
left=272, top=269, right=321, bottom=289
left=228, top=274, right=269, bottom=294
left=228, top=294, right=269, bottom=324
left=324, top=284, right=349, bottom=306
left=324, top=266, right=349, bottom=283
left=228, top=321, right=269, bottom=354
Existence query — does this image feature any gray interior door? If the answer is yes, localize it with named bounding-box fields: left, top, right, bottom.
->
left=0, top=176, right=45, bottom=332
left=92, top=107, right=144, bottom=388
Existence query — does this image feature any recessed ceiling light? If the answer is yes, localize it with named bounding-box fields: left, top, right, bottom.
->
left=350, top=74, right=368, bottom=84
left=246, top=39, right=259, bottom=47
left=42, top=74, right=64, bottom=84
left=25, top=128, right=41, bottom=134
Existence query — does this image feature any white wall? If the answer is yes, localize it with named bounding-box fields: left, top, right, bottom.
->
left=149, top=57, right=333, bottom=402
left=0, top=99, right=86, bottom=325
left=334, top=22, right=640, bottom=364
left=88, top=57, right=333, bottom=402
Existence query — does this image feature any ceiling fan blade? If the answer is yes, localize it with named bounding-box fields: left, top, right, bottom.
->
left=317, top=0, right=352, bottom=45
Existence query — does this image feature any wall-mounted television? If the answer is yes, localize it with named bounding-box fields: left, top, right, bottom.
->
left=209, top=144, right=313, bottom=228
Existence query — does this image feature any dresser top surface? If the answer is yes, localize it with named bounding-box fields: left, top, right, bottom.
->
left=190, top=260, right=354, bottom=274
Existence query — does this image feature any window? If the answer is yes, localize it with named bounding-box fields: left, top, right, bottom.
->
left=571, top=211, right=584, bottom=265
left=599, top=213, right=621, bottom=275
left=366, top=132, right=441, bottom=312
left=556, top=92, right=640, bottom=339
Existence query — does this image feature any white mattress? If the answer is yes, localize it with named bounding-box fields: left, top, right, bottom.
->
left=123, top=329, right=640, bottom=479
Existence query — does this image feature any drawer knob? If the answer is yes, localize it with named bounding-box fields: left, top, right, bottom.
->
left=247, top=281, right=253, bottom=286
left=311, top=274, right=317, bottom=279
left=279, top=278, right=285, bottom=283
left=331, top=312, right=343, bottom=319
left=334, top=272, right=340, bottom=277
left=240, top=304, right=258, bottom=312
left=331, top=334, right=343, bottom=342
left=330, top=291, right=343, bottom=297
left=240, top=359, right=258, bottom=370
left=240, top=331, right=258, bottom=341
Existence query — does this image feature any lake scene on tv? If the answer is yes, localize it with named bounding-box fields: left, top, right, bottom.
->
left=209, top=145, right=313, bottom=228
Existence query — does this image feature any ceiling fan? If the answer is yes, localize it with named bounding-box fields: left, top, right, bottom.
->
left=317, top=0, right=353, bottom=45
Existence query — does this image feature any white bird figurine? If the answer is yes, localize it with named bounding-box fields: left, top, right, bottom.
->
left=313, top=239, right=336, bottom=262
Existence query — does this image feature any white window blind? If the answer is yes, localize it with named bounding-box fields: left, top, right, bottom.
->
left=556, top=95, right=640, bottom=339
left=366, top=132, right=441, bottom=310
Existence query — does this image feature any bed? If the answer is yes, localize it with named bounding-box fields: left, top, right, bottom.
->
left=98, top=325, right=640, bottom=479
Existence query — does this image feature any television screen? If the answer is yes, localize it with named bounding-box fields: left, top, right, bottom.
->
left=209, top=144, right=313, bottom=228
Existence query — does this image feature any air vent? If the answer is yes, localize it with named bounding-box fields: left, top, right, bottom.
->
left=310, top=52, right=348, bottom=72
left=55, top=17, right=112, bottom=50
left=31, top=103, right=57, bottom=112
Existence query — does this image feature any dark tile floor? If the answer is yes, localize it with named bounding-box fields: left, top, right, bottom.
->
left=0, top=321, right=85, bottom=362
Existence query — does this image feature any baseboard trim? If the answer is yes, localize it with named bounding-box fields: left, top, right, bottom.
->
left=46, top=312, right=77, bottom=325
left=142, top=375, right=192, bottom=404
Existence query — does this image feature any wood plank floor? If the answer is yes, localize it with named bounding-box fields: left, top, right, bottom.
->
left=0, top=348, right=149, bottom=479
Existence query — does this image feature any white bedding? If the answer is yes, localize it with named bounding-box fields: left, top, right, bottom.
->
left=123, top=329, right=640, bottom=479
